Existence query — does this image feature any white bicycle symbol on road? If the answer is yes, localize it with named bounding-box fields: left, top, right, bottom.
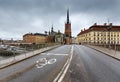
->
left=35, top=58, right=57, bottom=68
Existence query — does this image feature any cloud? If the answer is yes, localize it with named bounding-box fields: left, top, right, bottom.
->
left=0, top=0, right=120, bottom=39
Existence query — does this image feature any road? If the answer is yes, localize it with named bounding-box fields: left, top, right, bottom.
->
left=0, top=45, right=71, bottom=82
left=63, top=45, right=120, bottom=82
left=0, top=45, right=120, bottom=82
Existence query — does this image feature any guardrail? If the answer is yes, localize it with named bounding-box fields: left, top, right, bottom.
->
left=0, top=45, right=60, bottom=69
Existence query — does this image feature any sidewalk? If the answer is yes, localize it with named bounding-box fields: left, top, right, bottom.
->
left=86, top=45, right=120, bottom=60
left=0, top=57, right=7, bottom=61
left=0, top=45, right=60, bottom=69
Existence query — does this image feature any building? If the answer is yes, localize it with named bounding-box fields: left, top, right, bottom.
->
left=0, top=39, right=3, bottom=44
left=23, top=25, right=64, bottom=44
left=47, top=25, right=64, bottom=44
left=23, top=33, right=47, bottom=44
left=77, top=23, right=120, bottom=46
left=55, top=30, right=64, bottom=44
left=64, top=9, right=72, bottom=44
left=47, top=25, right=58, bottom=43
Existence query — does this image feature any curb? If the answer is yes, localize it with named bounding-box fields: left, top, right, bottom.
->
left=86, top=45, right=120, bottom=61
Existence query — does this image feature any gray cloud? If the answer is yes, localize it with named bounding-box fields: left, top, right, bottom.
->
left=0, top=0, right=120, bottom=39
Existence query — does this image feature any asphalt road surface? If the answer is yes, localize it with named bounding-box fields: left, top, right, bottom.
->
left=0, top=45, right=120, bottom=82
left=63, top=45, right=120, bottom=82
left=0, top=45, right=71, bottom=82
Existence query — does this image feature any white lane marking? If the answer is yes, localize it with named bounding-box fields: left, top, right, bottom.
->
left=53, top=54, right=68, bottom=56
left=53, top=58, right=69, bottom=82
left=41, top=53, right=68, bottom=56
left=53, top=46, right=74, bottom=82
left=58, top=46, right=74, bottom=82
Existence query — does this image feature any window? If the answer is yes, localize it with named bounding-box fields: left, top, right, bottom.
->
left=98, top=33, right=99, bottom=36
left=98, top=38, right=99, bottom=40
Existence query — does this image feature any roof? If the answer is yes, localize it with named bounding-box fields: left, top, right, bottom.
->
left=34, top=33, right=47, bottom=36
left=23, top=33, right=47, bottom=37
left=77, top=24, right=120, bottom=36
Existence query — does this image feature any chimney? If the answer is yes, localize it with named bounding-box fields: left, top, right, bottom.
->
left=94, top=23, right=97, bottom=26
left=104, top=23, right=107, bottom=26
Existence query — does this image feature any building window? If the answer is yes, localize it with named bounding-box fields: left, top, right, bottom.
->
left=98, top=33, right=99, bottom=36
left=89, top=33, right=91, bottom=36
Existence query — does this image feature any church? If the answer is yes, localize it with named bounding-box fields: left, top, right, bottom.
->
left=23, top=9, right=72, bottom=44
left=47, top=25, right=64, bottom=44
left=48, top=9, right=72, bottom=44
left=64, top=9, right=72, bottom=44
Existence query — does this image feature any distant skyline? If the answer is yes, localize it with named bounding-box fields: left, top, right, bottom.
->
left=0, top=0, right=120, bottom=40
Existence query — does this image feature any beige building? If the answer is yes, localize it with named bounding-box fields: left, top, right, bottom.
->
left=77, top=23, right=120, bottom=45
left=23, top=33, right=47, bottom=44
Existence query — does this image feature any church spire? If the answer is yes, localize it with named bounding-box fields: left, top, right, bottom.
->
left=67, top=9, right=70, bottom=24
left=51, top=24, right=53, bottom=32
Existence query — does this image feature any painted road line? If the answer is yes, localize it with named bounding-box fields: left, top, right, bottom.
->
left=54, top=54, right=68, bottom=56
left=53, top=45, right=74, bottom=82
left=57, top=45, right=74, bottom=82
left=41, top=53, right=68, bottom=56
left=53, top=58, right=69, bottom=82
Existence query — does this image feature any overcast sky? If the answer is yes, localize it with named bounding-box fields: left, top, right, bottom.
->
left=0, top=0, right=120, bottom=40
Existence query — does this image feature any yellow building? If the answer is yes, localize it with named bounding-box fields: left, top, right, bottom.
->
left=77, top=23, right=120, bottom=45
left=23, top=33, right=47, bottom=44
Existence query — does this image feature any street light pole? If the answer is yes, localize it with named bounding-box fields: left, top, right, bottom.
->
left=103, top=30, right=105, bottom=47
left=107, top=23, right=112, bottom=49
left=114, top=40, right=116, bottom=56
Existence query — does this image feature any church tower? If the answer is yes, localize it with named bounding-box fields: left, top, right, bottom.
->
left=64, top=9, right=72, bottom=44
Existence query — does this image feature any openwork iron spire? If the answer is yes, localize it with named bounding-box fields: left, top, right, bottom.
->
left=67, top=9, right=69, bottom=24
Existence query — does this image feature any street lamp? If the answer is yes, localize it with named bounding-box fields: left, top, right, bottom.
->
left=114, top=39, right=116, bottom=56
left=103, top=29, right=106, bottom=48
left=107, top=23, right=112, bottom=49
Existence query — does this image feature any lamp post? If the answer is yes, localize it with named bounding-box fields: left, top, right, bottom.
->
left=114, top=40, right=116, bottom=56
left=107, top=23, right=112, bottom=49
left=103, top=30, right=105, bottom=47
